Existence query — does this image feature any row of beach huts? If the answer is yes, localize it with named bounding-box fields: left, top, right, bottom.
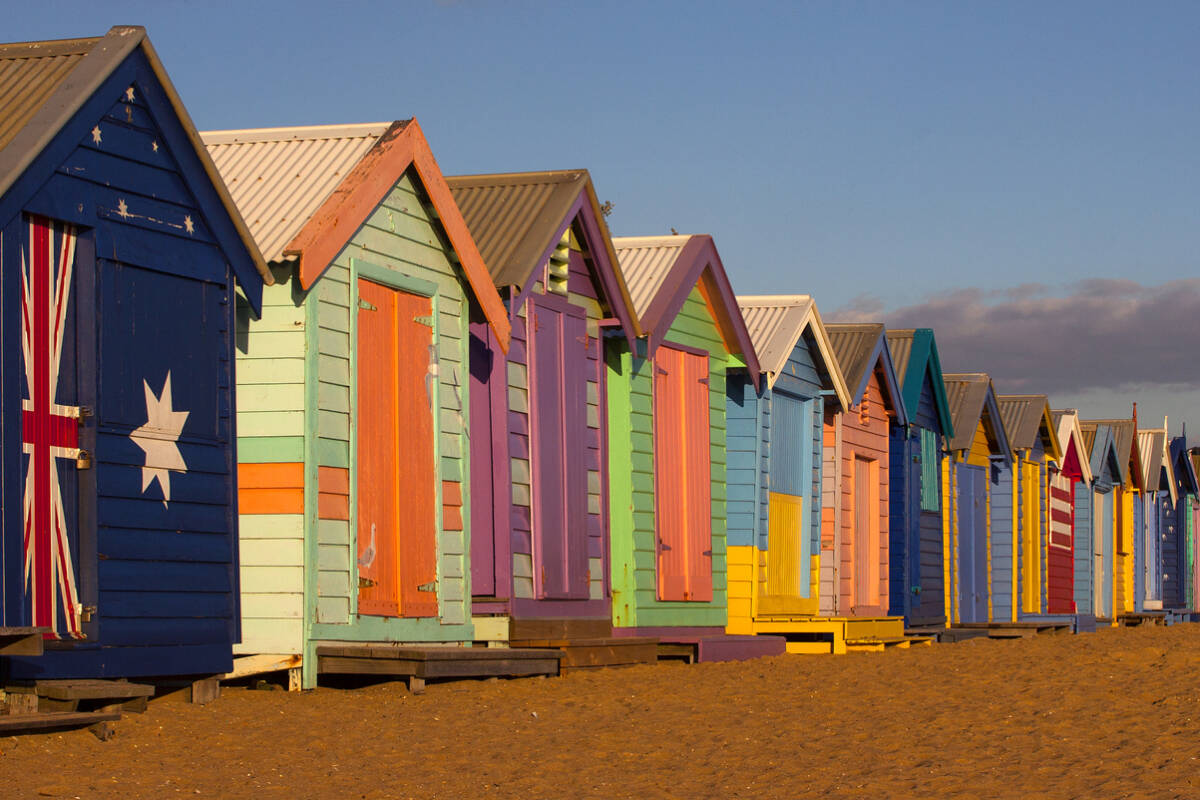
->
left=1, top=27, right=1197, bottom=729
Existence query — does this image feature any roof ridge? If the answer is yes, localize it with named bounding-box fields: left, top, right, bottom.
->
left=201, top=122, right=394, bottom=144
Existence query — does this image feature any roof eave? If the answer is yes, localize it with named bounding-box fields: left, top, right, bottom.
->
left=283, top=118, right=511, bottom=352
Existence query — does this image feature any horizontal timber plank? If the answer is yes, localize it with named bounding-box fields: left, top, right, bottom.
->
left=24, top=680, right=156, bottom=701
left=0, top=711, right=121, bottom=733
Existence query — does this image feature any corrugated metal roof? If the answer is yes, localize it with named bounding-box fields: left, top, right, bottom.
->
left=1080, top=422, right=1099, bottom=456
left=1139, top=429, right=1166, bottom=490
left=943, top=373, right=991, bottom=452
left=202, top=123, right=390, bottom=262
left=735, top=295, right=850, bottom=409
left=884, top=330, right=915, bottom=386
left=825, top=323, right=884, bottom=401
left=612, top=235, right=688, bottom=323
left=1052, top=409, right=1094, bottom=485
left=0, top=36, right=97, bottom=154
left=446, top=170, right=588, bottom=287
left=997, top=394, right=1053, bottom=452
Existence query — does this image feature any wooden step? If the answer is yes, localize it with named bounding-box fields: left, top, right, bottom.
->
left=316, top=644, right=562, bottom=694
left=0, top=710, right=121, bottom=734
left=0, top=627, right=48, bottom=656
left=5, top=679, right=154, bottom=714
left=656, top=634, right=786, bottom=663
left=509, top=618, right=613, bottom=641
left=509, top=637, right=658, bottom=670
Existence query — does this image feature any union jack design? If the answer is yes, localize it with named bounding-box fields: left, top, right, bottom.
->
left=21, top=215, right=84, bottom=639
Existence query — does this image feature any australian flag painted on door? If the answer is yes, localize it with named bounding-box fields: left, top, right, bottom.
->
left=0, top=28, right=266, bottom=678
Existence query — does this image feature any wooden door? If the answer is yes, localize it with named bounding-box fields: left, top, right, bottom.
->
left=1048, top=472, right=1074, bottom=613
left=528, top=297, right=589, bottom=600
left=763, top=392, right=813, bottom=612
left=957, top=464, right=988, bottom=623
left=654, top=344, right=713, bottom=602
left=468, top=319, right=508, bottom=599
left=355, top=279, right=438, bottom=618
left=853, top=457, right=875, bottom=610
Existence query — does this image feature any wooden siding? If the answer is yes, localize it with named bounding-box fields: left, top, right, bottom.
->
left=502, top=238, right=610, bottom=609
left=1073, top=482, right=1094, bottom=614
left=821, top=370, right=891, bottom=616
left=2, top=60, right=251, bottom=677
left=308, top=170, right=472, bottom=641
left=990, top=460, right=1015, bottom=621
left=608, top=286, right=728, bottom=629
left=889, top=366, right=946, bottom=626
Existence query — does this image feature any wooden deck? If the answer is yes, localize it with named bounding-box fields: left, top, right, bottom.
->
left=653, top=634, right=786, bottom=664
left=956, top=621, right=1072, bottom=639
left=0, top=710, right=121, bottom=735
left=316, top=644, right=562, bottom=694
left=751, top=615, right=908, bottom=655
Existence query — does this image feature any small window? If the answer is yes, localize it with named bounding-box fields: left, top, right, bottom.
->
left=920, top=428, right=939, bottom=512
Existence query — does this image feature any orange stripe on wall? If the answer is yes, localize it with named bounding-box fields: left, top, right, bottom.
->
left=240, top=487, right=304, bottom=515
left=239, top=462, right=304, bottom=490
left=442, top=480, right=463, bottom=531
left=318, top=466, right=350, bottom=521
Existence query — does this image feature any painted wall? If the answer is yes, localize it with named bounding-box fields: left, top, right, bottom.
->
left=1073, top=482, right=1094, bottom=616
left=608, top=286, right=729, bottom=629
left=820, top=369, right=891, bottom=617
left=236, top=170, right=477, bottom=687
left=3, top=58, right=247, bottom=678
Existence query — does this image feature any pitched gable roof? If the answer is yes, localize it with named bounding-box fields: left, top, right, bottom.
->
left=1138, top=423, right=1174, bottom=502
left=885, top=328, right=954, bottom=438
left=943, top=373, right=1011, bottom=456
left=612, top=234, right=760, bottom=387
left=1052, top=409, right=1094, bottom=484
left=0, top=26, right=270, bottom=302
left=1080, top=421, right=1125, bottom=485
left=1169, top=436, right=1198, bottom=497
left=824, top=323, right=908, bottom=426
left=997, top=394, right=1063, bottom=462
left=445, top=169, right=637, bottom=339
left=1081, top=417, right=1141, bottom=489
left=203, top=119, right=510, bottom=351
left=736, top=294, right=849, bottom=410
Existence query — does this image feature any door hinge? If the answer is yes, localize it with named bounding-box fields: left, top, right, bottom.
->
left=358, top=577, right=377, bottom=588
left=75, top=450, right=92, bottom=470
left=414, top=315, right=435, bottom=328
left=702, top=550, right=713, bottom=557
left=659, top=540, right=672, bottom=552
left=358, top=299, right=377, bottom=311
left=417, top=581, right=437, bottom=593
left=698, top=377, right=709, bottom=386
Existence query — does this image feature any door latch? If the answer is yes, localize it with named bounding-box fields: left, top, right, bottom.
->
left=80, top=605, right=97, bottom=623
left=76, top=450, right=92, bottom=470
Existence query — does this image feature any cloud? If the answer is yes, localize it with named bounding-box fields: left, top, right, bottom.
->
left=830, top=278, right=1200, bottom=396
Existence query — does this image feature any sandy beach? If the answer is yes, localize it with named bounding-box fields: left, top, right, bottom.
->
left=4, top=624, right=1198, bottom=799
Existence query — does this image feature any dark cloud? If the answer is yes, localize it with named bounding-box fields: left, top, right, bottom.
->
left=829, top=278, right=1200, bottom=396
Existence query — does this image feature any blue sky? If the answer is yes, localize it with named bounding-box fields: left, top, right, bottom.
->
left=10, top=1, right=1200, bottom=430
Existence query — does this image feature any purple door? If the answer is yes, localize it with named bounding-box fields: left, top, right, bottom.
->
left=469, top=319, right=509, bottom=599
left=528, top=295, right=589, bottom=599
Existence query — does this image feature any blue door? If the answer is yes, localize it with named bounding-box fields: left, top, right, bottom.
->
left=957, top=463, right=988, bottom=623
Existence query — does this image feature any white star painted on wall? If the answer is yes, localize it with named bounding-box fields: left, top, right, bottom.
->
left=125, top=86, right=135, bottom=101
left=117, top=198, right=129, bottom=218
left=151, top=140, right=159, bottom=153
left=91, top=125, right=102, bottom=145
left=130, top=372, right=189, bottom=508
left=183, top=215, right=194, bottom=234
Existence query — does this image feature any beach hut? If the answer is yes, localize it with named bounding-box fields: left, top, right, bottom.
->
left=443, top=170, right=651, bottom=665
left=941, top=375, right=1013, bottom=627
left=820, top=325, right=909, bottom=627
left=1135, top=420, right=1173, bottom=614
left=1049, top=410, right=1095, bottom=628
left=1164, top=437, right=1199, bottom=614
left=724, top=296, right=851, bottom=650
left=202, top=122, right=568, bottom=690
left=1080, top=417, right=1143, bottom=623
left=996, top=395, right=1064, bottom=623
left=1078, top=422, right=1124, bottom=624
left=884, top=329, right=954, bottom=630
left=0, top=27, right=270, bottom=682
left=605, top=235, right=776, bottom=661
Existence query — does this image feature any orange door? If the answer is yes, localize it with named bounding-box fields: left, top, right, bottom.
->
left=653, top=345, right=713, bottom=602
left=356, top=279, right=438, bottom=618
